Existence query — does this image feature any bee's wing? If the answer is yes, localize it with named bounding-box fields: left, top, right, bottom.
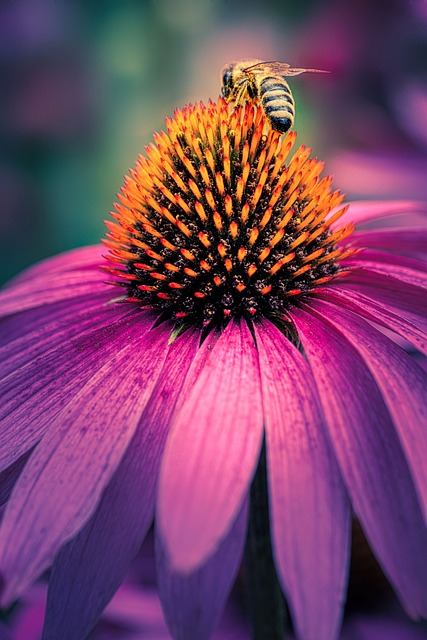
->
left=282, top=66, right=329, bottom=76
left=242, top=61, right=289, bottom=74
left=244, top=61, right=329, bottom=77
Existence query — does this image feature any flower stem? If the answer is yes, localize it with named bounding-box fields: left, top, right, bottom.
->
left=244, top=440, right=288, bottom=640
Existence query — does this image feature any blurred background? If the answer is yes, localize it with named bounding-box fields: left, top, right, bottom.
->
left=0, top=0, right=426, bottom=285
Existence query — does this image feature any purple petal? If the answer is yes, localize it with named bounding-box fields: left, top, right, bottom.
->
left=0, top=310, right=148, bottom=471
left=254, top=320, right=350, bottom=640
left=331, top=201, right=427, bottom=228
left=0, top=323, right=171, bottom=604
left=350, top=250, right=427, bottom=272
left=340, top=270, right=427, bottom=321
left=0, top=292, right=132, bottom=377
left=291, top=306, right=427, bottom=618
left=171, top=330, right=221, bottom=410
left=345, top=254, right=427, bottom=290
left=41, top=328, right=201, bottom=640
left=351, top=227, right=427, bottom=257
left=0, top=452, right=31, bottom=507
left=0, top=269, right=112, bottom=318
left=157, top=500, right=248, bottom=640
left=319, top=287, right=427, bottom=356
left=8, top=246, right=105, bottom=286
left=0, top=287, right=111, bottom=345
left=306, top=298, right=427, bottom=524
left=157, top=320, right=264, bottom=572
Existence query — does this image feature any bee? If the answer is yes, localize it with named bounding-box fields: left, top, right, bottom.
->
left=220, top=59, right=327, bottom=134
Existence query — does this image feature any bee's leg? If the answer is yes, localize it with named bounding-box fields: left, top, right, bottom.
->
left=234, top=83, right=248, bottom=107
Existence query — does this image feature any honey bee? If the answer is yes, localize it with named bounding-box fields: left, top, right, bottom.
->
left=220, top=59, right=327, bottom=134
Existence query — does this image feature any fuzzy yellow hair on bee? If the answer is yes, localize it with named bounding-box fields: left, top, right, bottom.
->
left=221, top=59, right=327, bottom=133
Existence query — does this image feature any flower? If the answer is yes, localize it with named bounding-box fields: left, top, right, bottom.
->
left=0, top=98, right=426, bottom=640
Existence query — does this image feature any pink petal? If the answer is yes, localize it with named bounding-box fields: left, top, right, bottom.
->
left=42, top=328, right=201, bottom=640
left=350, top=250, right=427, bottom=272
left=291, top=306, right=427, bottom=618
left=0, top=289, right=109, bottom=346
left=345, top=256, right=427, bottom=290
left=0, top=311, right=148, bottom=471
left=0, top=323, right=171, bottom=604
left=0, top=452, right=31, bottom=507
left=255, top=320, right=350, bottom=640
left=0, top=292, right=132, bottom=377
left=319, top=287, right=427, bottom=356
left=331, top=201, right=427, bottom=228
left=340, top=270, right=427, bottom=323
left=0, top=269, right=112, bottom=318
left=351, top=227, right=427, bottom=257
left=157, top=320, right=263, bottom=572
left=307, top=298, right=427, bottom=523
left=157, top=500, right=248, bottom=640
left=8, top=246, right=105, bottom=287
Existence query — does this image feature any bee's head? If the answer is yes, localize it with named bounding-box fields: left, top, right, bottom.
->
left=220, top=62, right=235, bottom=101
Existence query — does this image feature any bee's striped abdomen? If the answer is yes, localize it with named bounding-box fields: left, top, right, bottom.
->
left=258, top=76, right=295, bottom=133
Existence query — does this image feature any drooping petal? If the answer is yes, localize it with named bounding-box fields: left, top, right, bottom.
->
left=157, top=320, right=264, bottom=572
left=0, top=286, right=109, bottom=344
left=306, top=298, right=427, bottom=522
left=0, top=323, right=171, bottom=605
left=345, top=254, right=427, bottom=289
left=291, top=306, right=427, bottom=618
left=157, top=500, right=248, bottom=640
left=0, top=310, right=147, bottom=471
left=350, top=249, right=427, bottom=272
left=351, top=227, right=427, bottom=257
left=170, top=330, right=221, bottom=411
left=0, top=452, right=31, bottom=507
left=0, top=292, right=132, bottom=377
left=319, top=287, right=427, bottom=356
left=7, top=246, right=105, bottom=287
left=330, top=201, right=427, bottom=228
left=0, top=269, right=111, bottom=318
left=41, top=328, right=200, bottom=640
left=340, top=269, right=427, bottom=322
left=254, top=320, right=350, bottom=640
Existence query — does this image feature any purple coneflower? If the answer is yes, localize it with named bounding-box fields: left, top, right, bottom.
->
left=0, top=98, right=426, bottom=640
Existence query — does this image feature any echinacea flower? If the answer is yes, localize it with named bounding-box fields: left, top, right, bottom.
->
left=0, top=98, right=426, bottom=640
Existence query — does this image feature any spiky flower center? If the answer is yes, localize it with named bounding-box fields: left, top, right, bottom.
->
left=103, top=98, right=356, bottom=327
